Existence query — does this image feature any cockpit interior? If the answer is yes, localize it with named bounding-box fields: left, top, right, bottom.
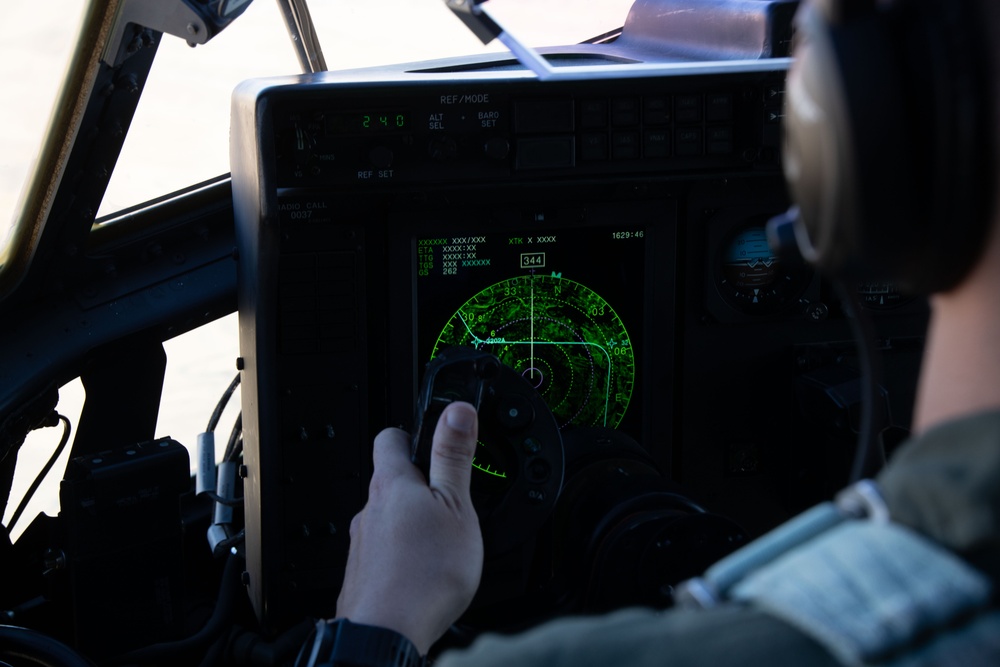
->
left=0, top=0, right=929, bottom=664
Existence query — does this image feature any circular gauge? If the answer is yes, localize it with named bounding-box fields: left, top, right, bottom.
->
left=857, top=281, right=913, bottom=310
left=716, top=225, right=812, bottom=315
left=432, top=274, right=634, bottom=430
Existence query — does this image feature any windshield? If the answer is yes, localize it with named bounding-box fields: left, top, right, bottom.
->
left=0, top=1, right=86, bottom=258
left=100, top=0, right=635, bottom=217
left=2, top=0, right=635, bottom=247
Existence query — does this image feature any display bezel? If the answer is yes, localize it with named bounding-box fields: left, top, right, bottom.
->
left=384, top=195, right=677, bottom=475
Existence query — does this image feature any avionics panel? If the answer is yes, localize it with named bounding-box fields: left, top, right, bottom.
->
left=271, top=66, right=786, bottom=189
left=232, top=60, right=788, bottom=631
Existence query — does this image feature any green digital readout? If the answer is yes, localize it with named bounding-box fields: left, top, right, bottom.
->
left=361, top=113, right=406, bottom=130
left=325, top=111, right=408, bottom=135
left=432, top=274, right=635, bottom=430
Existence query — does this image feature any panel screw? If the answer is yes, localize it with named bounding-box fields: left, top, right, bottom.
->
left=42, top=549, right=67, bottom=576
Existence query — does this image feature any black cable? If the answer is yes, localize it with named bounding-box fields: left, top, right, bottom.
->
left=205, top=492, right=244, bottom=508
left=214, top=528, right=245, bottom=552
left=207, top=373, right=241, bottom=433
left=230, top=433, right=243, bottom=462
left=834, top=281, right=888, bottom=483
left=109, top=552, right=243, bottom=665
left=223, top=412, right=242, bottom=462
left=766, top=211, right=887, bottom=482
left=6, top=414, right=71, bottom=534
left=0, top=624, right=94, bottom=667
left=197, top=631, right=230, bottom=667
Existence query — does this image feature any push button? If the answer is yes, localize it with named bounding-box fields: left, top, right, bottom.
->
left=612, top=98, right=639, bottom=126
left=706, top=93, right=733, bottom=122
left=497, top=395, right=535, bottom=431
left=675, top=95, right=702, bottom=123
left=644, top=97, right=670, bottom=125
left=676, top=127, right=702, bottom=156
left=522, top=437, right=542, bottom=454
left=612, top=131, right=640, bottom=159
left=644, top=130, right=670, bottom=158
left=368, top=146, right=393, bottom=169
left=580, top=100, right=608, bottom=128
left=580, top=132, right=609, bottom=160
left=525, top=458, right=551, bottom=484
left=484, top=137, right=510, bottom=160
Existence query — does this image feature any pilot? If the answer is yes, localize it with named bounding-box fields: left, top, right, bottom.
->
left=299, top=0, right=1000, bottom=664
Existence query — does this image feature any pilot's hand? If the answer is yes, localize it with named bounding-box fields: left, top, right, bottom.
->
left=336, top=401, right=484, bottom=655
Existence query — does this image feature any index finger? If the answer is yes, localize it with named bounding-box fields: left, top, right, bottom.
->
left=428, top=401, right=478, bottom=498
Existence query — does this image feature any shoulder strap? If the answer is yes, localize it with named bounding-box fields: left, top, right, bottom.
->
left=676, top=481, right=996, bottom=666
left=728, top=519, right=992, bottom=665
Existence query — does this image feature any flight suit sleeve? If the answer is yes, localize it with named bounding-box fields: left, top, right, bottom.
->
left=435, top=605, right=840, bottom=667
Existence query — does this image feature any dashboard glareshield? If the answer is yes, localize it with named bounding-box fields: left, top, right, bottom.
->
left=410, top=209, right=648, bottom=442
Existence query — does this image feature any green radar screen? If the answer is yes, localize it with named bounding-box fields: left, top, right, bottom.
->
left=431, top=273, right=635, bottom=430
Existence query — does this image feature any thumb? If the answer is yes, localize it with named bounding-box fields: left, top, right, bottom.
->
left=428, top=401, right=478, bottom=498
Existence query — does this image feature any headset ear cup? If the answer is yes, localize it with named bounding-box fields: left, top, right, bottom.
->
left=781, top=0, right=994, bottom=293
left=783, top=2, right=908, bottom=278
left=782, top=1, right=857, bottom=270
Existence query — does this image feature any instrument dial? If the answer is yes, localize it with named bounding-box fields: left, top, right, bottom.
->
left=715, top=225, right=812, bottom=315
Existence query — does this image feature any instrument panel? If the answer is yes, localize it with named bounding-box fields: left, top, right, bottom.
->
left=232, top=58, right=926, bottom=631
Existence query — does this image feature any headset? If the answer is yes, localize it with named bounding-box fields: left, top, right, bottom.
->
left=774, top=0, right=995, bottom=294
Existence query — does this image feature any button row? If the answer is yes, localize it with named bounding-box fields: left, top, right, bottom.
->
left=579, top=126, right=734, bottom=161
left=578, top=93, right=734, bottom=129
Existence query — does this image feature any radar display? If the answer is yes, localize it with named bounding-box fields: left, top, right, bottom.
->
left=432, top=273, right=634, bottom=430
